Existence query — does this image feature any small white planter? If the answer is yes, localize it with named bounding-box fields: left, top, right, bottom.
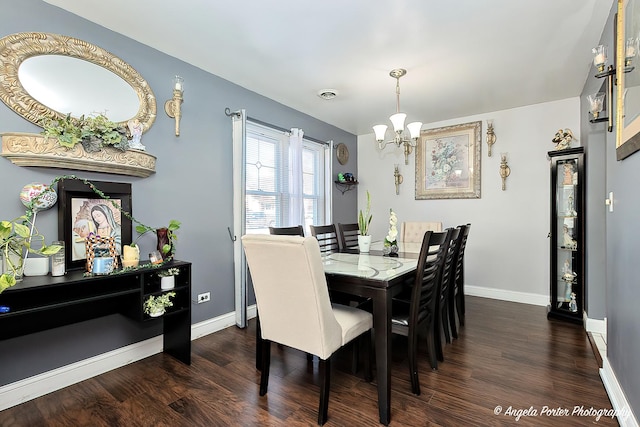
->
left=160, top=276, right=175, bottom=290
left=358, top=235, right=372, bottom=253
left=148, top=308, right=165, bottom=318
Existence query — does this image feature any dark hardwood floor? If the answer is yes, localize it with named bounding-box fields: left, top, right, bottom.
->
left=0, top=297, right=617, bottom=426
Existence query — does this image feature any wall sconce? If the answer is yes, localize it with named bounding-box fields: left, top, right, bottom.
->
left=486, top=120, right=496, bottom=157
left=590, top=43, right=615, bottom=132
left=587, top=92, right=605, bottom=120
left=164, top=75, right=184, bottom=136
left=394, top=164, right=403, bottom=195
left=626, top=37, right=638, bottom=67
left=592, top=45, right=608, bottom=73
left=499, top=152, right=511, bottom=191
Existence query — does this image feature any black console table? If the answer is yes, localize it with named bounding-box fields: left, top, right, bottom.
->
left=0, top=260, right=191, bottom=364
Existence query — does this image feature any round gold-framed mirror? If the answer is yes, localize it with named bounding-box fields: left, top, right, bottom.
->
left=0, top=32, right=156, bottom=133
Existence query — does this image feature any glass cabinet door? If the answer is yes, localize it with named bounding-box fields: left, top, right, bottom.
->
left=555, top=158, right=578, bottom=312
left=548, top=147, right=584, bottom=324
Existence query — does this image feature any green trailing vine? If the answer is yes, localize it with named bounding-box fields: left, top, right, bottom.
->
left=33, top=175, right=179, bottom=277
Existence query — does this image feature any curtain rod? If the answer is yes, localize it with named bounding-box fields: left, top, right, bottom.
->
left=247, top=116, right=330, bottom=146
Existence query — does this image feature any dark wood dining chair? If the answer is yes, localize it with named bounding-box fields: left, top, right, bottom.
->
left=391, top=229, right=451, bottom=394
left=310, top=224, right=340, bottom=255
left=434, top=227, right=461, bottom=362
left=449, top=223, right=470, bottom=338
left=269, top=225, right=305, bottom=237
left=336, top=223, right=359, bottom=251
left=242, top=234, right=373, bottom=425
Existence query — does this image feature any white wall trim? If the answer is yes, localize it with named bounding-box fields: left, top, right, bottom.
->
left=466, top=285, right=548, bottom=306
left=585, top=314, right=607, bottom=336
left=600, top=357, right=639, bottom=427
left=0, top=305, right=257, bottom=412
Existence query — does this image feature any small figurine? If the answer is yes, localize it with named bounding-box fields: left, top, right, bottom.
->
left=569, top=292, right=578, bottom=312
left=127, top=118, right=145, bottom=150
left=562, top=162, right=574, bottom=185
left=337, top=173, right=346, bottom=182
left=566, top=195, right=577, bottom=217
left=552, top=128, right=574, bottom=150
left=563, top=225, right=577, bottom=250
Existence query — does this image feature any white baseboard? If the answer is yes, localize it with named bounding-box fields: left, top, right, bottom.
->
left=465, top=285, right=548, bottom=306
left=0, top=304, right=258, bottom=412
left=585, top=315, right=607, bottom=336
left=600, top=358, right=639, bottom=427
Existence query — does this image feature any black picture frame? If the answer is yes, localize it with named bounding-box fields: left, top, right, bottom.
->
left=57, top=179, right=132, bottom=271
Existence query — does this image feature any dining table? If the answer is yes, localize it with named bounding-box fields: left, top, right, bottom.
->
left=322, top=244, right=419, bottom=425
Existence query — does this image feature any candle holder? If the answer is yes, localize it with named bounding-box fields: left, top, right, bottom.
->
left=165, top=75, right=184, bottom=136
left=626, top=37, right=638, bottom=67
left=499, top=152, right=511, bottom=191
left=486, top=120, right=496, bottom=157
left=393, top=164, right=403, bottom=195
left=592, top=45, right=608, bottom=73
left=587, top=92, right=605, bottom=119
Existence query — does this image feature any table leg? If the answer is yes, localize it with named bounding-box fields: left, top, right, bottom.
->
left=372, top=290, right=392, bottom=425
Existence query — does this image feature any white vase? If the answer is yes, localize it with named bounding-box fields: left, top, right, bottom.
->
left=160, top=275, right=175, bottom=290
left=358, top=235, right=372, bottom=253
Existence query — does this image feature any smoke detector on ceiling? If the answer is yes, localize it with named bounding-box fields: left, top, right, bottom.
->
left=317, top=89, right=338, bottom=100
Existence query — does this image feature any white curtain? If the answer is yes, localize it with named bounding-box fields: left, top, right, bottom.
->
left=288, top=128, right=305, bottom=227
left=231, top=109, right=247, bottom=328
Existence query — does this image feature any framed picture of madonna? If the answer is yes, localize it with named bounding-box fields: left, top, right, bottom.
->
left=57, top=179, right=132, bottom=270
left=415, top=121, right=481, bottom=200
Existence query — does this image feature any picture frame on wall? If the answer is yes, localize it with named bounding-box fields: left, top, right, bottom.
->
left=616, top=0, right=640, bottom=160
left=415, top=121, right=482, bottom=200
left=57, top=179, right=132, bottom=270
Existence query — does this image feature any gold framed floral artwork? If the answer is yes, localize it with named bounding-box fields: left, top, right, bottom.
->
left=415, top=121, right=481, bottom=200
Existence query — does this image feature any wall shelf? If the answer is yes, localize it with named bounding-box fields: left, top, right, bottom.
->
left=334, top=180, right=358, bottom=195
left=1, top=132, right=156, bottom=177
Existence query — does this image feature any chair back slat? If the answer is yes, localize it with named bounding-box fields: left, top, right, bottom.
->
left=269, top=225, right=304, bottom=237
left=409, top=229, right=451, bottom=330
left=310, top=224, right=340, bottom=254
left=337, top=223, right=359, bottom=251
left=453, top=224, right=470, bottom=292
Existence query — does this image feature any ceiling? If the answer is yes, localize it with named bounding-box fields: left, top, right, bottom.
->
left=43, top=0, right=613, bottom=136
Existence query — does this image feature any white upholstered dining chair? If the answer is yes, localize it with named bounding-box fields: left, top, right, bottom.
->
left=400, top=221, right=443, bottom=243
left=241, top=234, right=373, bottom=425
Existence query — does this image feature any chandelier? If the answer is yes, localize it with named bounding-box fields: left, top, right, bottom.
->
left=373, top=68, right=423, bottom=165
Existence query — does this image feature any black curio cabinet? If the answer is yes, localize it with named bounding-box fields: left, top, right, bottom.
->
left=547, top=147, right=585, bottom=324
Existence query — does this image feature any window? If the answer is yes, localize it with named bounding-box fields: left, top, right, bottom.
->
left=245, top=122, right=328, bottom=234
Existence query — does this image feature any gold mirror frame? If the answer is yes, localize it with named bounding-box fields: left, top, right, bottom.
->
left=0, top=32, right=156, bottom=133
left=616, top=0, right=640, bottom=160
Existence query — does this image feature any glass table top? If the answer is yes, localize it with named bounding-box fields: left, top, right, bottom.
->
left=322, top=252, right=418, bottom=280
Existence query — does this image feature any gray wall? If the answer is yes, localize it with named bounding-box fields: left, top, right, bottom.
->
left=0, top=0, right=356, bottom=385
left=580, top=3, right=613, bottom=320
left=586, top=1, right=640, bottom=418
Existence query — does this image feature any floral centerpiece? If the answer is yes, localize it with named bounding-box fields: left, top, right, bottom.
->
left=383, top=209, right=399, bottom=257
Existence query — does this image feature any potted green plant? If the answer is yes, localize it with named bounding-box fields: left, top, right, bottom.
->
left=143, top=291, right=176, bottom=317
left=40, top=113, right=129, bottom=152
left=158, top=267, right=180, bottom=290
left=0, top=216, right=62, bottom=293
left=357, top=190, right=373, bottom=253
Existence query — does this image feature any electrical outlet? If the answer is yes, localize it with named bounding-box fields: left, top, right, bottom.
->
left=197, top=292, right=210, bottom=303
